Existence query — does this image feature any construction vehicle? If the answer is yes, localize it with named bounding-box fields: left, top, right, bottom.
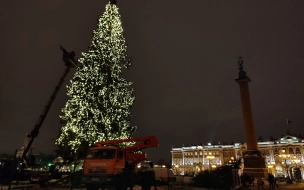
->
left=14, top=45, right=77, bottom=186
left=81, top=136, right=159, bottom=190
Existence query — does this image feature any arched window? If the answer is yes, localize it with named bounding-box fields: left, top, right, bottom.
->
left=289, top=147, right=294, bottom=154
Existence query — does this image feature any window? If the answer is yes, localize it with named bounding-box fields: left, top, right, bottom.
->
left=117, top=150, right=123, bottom=159
left=86, top=149, right=116, bottom=159
left=289, top=148, right=294, bottom=154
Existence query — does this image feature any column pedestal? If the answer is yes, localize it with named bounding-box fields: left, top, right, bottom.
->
left=242, top=150, right=268, bottom=178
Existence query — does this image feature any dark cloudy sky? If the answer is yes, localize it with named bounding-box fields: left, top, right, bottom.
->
left=1, top=0, right=304, bottom=162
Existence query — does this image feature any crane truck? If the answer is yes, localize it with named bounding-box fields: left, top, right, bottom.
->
left=13, top=46, right=77, bottom=186
left=81, top=136, right=159, bottom=190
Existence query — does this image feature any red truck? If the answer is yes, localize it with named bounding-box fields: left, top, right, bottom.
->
left=81, top=136, right=159, bottom=190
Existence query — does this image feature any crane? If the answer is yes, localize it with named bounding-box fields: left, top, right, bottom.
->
left=16, top=45, right=77, bottom=185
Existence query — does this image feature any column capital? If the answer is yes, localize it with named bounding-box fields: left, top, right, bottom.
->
left=235, top=77, right=251, bottom=83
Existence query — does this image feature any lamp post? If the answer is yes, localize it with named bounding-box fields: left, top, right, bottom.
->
left=206, top=152, right=215, bottom=170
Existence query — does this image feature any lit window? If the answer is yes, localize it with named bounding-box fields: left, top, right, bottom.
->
left=289, top=148, right=294, bottom=154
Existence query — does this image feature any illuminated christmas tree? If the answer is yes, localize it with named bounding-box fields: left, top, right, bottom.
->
left=56, top=0, right=136, bottom=152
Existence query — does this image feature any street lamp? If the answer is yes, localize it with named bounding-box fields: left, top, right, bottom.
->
left=228, top=157, right=236, bottom=166
left=206, top=152, right=215, bottom=170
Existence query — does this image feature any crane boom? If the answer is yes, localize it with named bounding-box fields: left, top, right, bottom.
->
left=20, top=45, right=77, bottom=166
left=95, top=136, right=159, bottom=152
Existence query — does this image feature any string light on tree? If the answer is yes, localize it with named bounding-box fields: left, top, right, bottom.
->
left=56, top=0, right=136, bottom=152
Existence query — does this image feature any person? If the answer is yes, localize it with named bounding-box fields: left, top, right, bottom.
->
left=267, top=173, right=274, bottom=189
left=60, top=45, right=77, bottom=67
left=246, top=174, right=252, bottom=186
left=286, top=175, right=292, bottom=184
left=257, top=178, right=264, bottom=189
left=241, top=173, right=247, bottom=188
left=69, top=51, right=76, bottom=63
left=273, top=177, right=278, bottom=187
left=251, top=175, right=255, bottom=186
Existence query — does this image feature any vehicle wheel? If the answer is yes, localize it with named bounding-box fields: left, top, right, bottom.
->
left=141, top=171, right=154, bottom=190
left=2, top=178, right=10, bottom=185
left=116, top=177, right=127, bottom=190
left=41, top=180, right=49, bottom=187
left=129, top=184, right=134, bottom=190
left=85, top=183, right=99, bottom=190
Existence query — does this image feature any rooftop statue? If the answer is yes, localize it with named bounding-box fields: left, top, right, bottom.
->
left=237, top=56, right=247, bottom=79
left=238, top=56, right=244, bottom=72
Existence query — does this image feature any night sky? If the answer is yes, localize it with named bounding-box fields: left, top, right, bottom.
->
left=1, top=0, right=304, bottom=163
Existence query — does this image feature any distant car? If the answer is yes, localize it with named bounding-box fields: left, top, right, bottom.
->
left=277, top=176, right=286, bottom=182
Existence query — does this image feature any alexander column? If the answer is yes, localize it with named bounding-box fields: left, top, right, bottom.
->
left=235, top=57, right=267, bottom=177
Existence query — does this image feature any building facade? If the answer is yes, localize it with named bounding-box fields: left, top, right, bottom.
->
left=171, top=134, right=304, bottom=180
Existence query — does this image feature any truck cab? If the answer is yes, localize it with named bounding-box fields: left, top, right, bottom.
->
left=82, top=147, right=125, bottom=185
left=81, top=136, right=159, bottom=190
